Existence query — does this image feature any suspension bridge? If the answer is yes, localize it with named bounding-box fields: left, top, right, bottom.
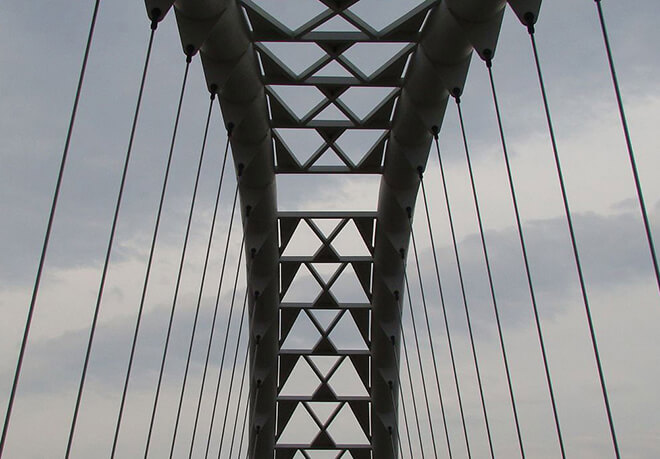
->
left=0, top=0, right=658, bottom=457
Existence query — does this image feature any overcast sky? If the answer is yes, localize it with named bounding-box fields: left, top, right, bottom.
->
left=0, top=0, right=659, bottom=458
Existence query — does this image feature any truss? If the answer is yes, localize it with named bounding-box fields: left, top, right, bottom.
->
left=143, top=0, right=541, bottom=456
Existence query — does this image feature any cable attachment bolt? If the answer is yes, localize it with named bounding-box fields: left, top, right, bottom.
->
left=184, top=44, right=195, bottom=63
left=483, top=48, right=493, bottom=68
left=451, top=87, right=462, bottom=104
left=226, top=121, right=234, bottom=137
left=149, top=8, right=161, bottom=30
left=209, top=84, right=218, bottom=100
left=405, top=206, right=412, bottom=220
left=431, top=124, right=440, bottom=139
left=523, top=12, right=536, bottom=34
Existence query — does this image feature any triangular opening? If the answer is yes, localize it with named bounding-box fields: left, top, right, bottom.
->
left=338, top=87, right=397, bottom=121
left=329, top=265, right=370, bottom=303
left=313, top=14, right=362, bottom=32
left=281, top=311, right=322, bottom=351
left=293, top=451, right=307, bottom=459
left=282, top=220, right=324, bottom=257
left=269, top=85, right=327, bottom=120
left=260, top=41, right=328, bottom=76
left=310, top=219, right=342, bottom=239
left=313, top=150, right=347, bottom=167
left=278, top=403, right=321, bottom=445
left=326, top=404, right=370, bottom=445
left=250, top=0, right=329, bottom=32
left=328, top=312, right=369, bottom=351
left=313, top=60, right=355, bottom=78
left=330, top=220, right=372, bottom=256
left=313, top=104, right=350, bottom=122
left=280, top=358, right=322, bottom=397
left=275, top=128, right=326, bottom=166
left=308, top=355, right=341, bottom=378
left=309, top=309, right=341, bottom=331
left=310, top=262, right=342, bottom=284
left=328, top=358, right=369, bottom=398
left=341, top=42, right=410, bottom=77
left=282, top=264, right=323, bottom=303
left=307, top=402, right=340, bottom=425
left=306, top=450, right=342, bottom=458
left=347, top=0, right=427, bottom=32
left=335, top=129, right=387, bottom=166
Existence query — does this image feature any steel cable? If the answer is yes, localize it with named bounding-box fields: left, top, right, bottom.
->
left=227, top=336, right=251, bottom=458
left=432, top=136, right=495, bottom=458
left=407, top=206, right=453, bottom=457
left=417, top=164, right=473, bottom=459
left=402, top=269, right=441, bottom=459
left=64, top=15, right=161, bottom=458
left=215, top=289, right=249, bottom=459
left=185, top=125, right=235, bottom=458
left=484, top=53, right=565, bottom=458
left=389, top=379, right=413, bottom=458
left=166, top=94, right=224, bottom=459
left=594, top=0, right=659, bottom=295
left=524, top=14, right=619, bottom=456
left=203, top=232, right=247, bottom=459
left=447, top=97, right=527, bottom=458
left=140, top=52, right=194, bottom=459
left=392, top=288, right=425, bottom=458
left=0, top=0, right=103, bottom=455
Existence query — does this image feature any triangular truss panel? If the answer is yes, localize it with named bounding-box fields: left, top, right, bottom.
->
left=169, top=0, right=510, bottom=456
left=278, top=212, right=374, bottom=457
left=240, top=0, right=437, bottom=174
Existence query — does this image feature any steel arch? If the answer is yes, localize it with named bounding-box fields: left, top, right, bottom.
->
left=144, top=0, right=541, bottom=456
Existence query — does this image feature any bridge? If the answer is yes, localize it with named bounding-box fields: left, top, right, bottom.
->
left=0, top=0, right=658, bottom=457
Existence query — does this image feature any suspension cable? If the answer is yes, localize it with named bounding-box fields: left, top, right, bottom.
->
left=594, top=0, right=660, bottom=293
left=407, top=206, right=453, bottom=457
left=141, top=51, right=196, bottom=459
left=187, top=156, right=240, bottom=458
left=215, top=289, right=249, bottom=458
left=65, top=15, right=163, bottom=458
left=165, top=94, right=224, bottom=459
left=236, top=363, right=252, bottom=459
left=109, top=57, right=211, bottom=459
left=523, top=14, right=621, bottom=456
left=217, top=248, right=271, bottom=459
left=483, top=52, right=565, bottom=457
left=402, top=268, right=441, bottom=459
left=227, top=332, right=252, bottom=458
left=242, top=330, right=262, bottom=459
left=446, top=97, right=527, bottom=457
left=431, top=135, right=495, bottom=458
left=0, top=1, right=104, bottom=455
left=249, top=424, right=260, bottom=459
left=392, top=288, right=425, bottom=458
left=203, top=231, right=247, bottom=459
left=389, top=378, right=413, bottom=458
left=388, top=425, right=400, bottom=459
left=418, top=170, right=473, bottom=458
